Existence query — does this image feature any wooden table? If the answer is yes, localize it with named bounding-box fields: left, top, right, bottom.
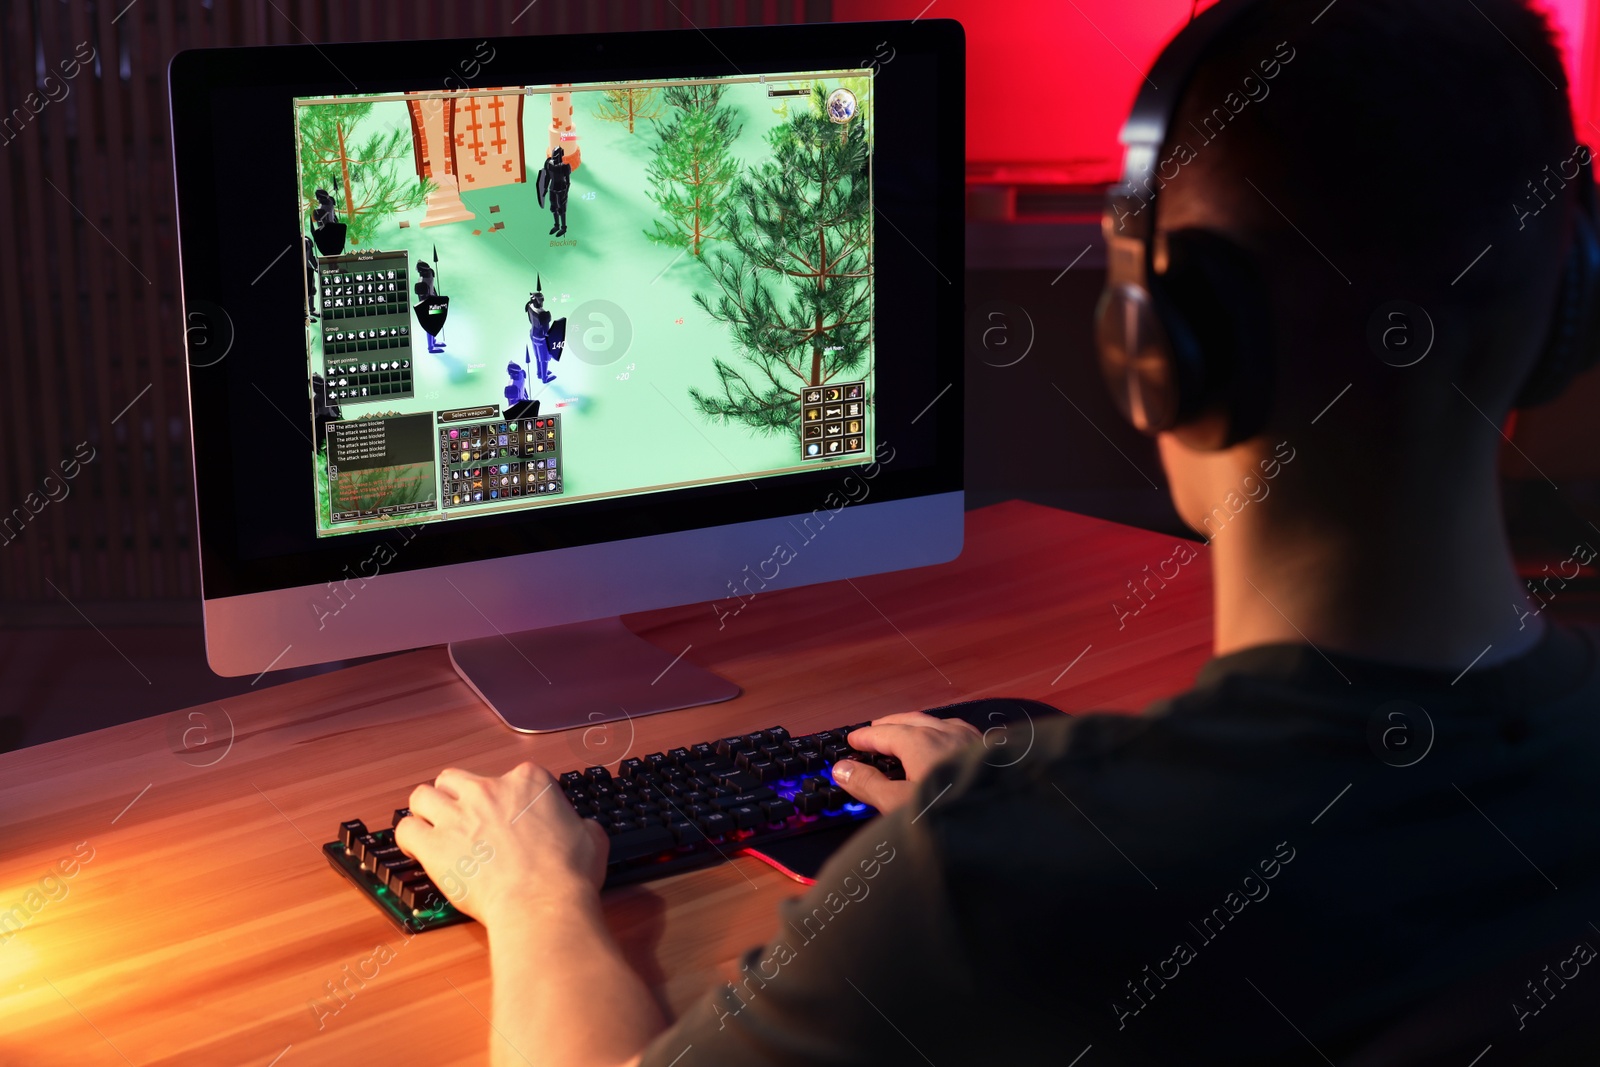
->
left=0, top=502, right=1213, bottom=1067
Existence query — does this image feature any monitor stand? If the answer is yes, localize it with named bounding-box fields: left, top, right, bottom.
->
left=447, top=616, right=740, bottom=734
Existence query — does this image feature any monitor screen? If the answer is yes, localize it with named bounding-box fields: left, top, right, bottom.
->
left=294, top=71, right=877, bottom=538
left=171, top=21, right=961, bottom=648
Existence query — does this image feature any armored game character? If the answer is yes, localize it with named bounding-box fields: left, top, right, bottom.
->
left=414, top=261, right=446, bottom=353
left=536, top=146, right=573, bottom=237
left=525, top=276, right=560, bottom=384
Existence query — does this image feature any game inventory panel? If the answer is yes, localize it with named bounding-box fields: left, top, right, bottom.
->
left=318, top=251, right=415, bottom=403
left=800, top=381, right=868, bottom=460
left=439, top=408, right=563, bottom=510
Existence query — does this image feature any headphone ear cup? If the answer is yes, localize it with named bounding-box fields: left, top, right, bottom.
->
left=1094, top=280, right=1186, bottom=436
left=1152, top=229, right=1274, bottom=450
left=1517, top=191, right=1600, bottom=408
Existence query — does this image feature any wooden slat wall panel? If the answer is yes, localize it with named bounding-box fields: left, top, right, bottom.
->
left=0, top=2, right=51, bottom=599
left=0, top=0, right=833, bottom=607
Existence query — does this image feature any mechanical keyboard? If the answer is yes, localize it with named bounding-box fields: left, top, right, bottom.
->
left=325, top=697, right=1055, bottom=932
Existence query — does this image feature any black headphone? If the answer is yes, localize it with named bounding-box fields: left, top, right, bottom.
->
left=1094, top=0, right=1600, bottom=451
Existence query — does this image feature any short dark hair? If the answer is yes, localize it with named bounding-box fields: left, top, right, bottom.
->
left=1166, top=0, right=1579, bottom=402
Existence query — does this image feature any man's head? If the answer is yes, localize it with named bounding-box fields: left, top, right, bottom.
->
left=1146, top=0, right=1580, bottom=534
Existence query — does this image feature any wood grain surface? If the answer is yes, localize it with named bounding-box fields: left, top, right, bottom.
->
left=0, top=502, right=1213, bottom=1066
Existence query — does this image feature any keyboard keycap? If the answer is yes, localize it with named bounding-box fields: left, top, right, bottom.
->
left=340, top=819, right=367, bottom=850
left=761, top=799, right=797, bottom=822
left=356, top=830, right=395, bottom=865
left=364, top=846, right=404, bottom=873
left=383, top=860, right=421, bottom=890
left=698, top=812, right=734, bottom=837
left=398, top=878, right=440, bottom=911
left=716, top=769, right=762, bottom=792
left=390, top=808, right=411, bottom=828
left=726, top=804, right=762, bottom=830
left=713, top=788, right=778, bottom=809
left=607, top=825, right=676, bottom=863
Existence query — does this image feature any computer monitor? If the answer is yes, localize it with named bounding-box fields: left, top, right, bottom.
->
left=169, top=19, right=965, bottom=732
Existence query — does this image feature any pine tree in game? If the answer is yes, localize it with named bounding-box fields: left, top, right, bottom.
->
left=688, top=86, right=873, bottom=436
left=642, top=86, right=743, bottom=257
left=593, top=86, right=666, bottom=134
left=297, top=101, right=432, bottom=248
left=663, top=83, right=725, bottom=112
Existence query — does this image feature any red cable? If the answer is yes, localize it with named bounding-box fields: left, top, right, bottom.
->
left=737, top=847, right=818, bottom=886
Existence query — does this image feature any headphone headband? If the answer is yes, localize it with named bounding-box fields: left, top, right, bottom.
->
left=1107, top=0, right=1265, bottom=251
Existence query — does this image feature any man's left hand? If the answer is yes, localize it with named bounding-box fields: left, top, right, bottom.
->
left=395, top=762, right=609, bottom=926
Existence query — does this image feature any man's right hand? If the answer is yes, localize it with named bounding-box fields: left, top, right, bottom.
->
left=830, top=711, right=981, bottom=815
